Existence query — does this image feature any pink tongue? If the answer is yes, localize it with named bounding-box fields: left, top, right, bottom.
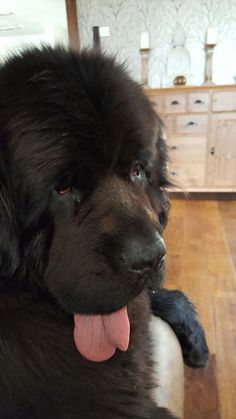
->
left=73, top=306, right=130, bottom=362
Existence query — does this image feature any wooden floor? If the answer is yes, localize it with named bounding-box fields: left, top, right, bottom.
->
left=164, top=197, right=236, bottom=419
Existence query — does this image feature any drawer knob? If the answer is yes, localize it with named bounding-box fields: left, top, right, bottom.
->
left=210, top=146, right=215, bottom=156
left=171, top=171, right=177, bottom=176
left=170, top=145, right=178, bottom=150
left=194, top=99, right=204, bottom=104
left=171, top=100, right=180, bottom=105
left=186, top=121, right=198, bottom=126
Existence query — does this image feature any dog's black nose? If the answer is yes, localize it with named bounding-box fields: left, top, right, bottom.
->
left=121, top=232, right=166, bottom=274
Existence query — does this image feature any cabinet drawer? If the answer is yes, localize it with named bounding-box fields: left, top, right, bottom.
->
left=212, top=92, right=236, bottom=112
left=165, top=94, right=186, bottom=114
left=168, top=164, right=205, bottom=187
left=163, top=115, right=174, bottom=134
left=168, top=136, right=206, bottom=187
left=168, top=136, right=207, bottom=164
left=176, top=115, right=208, bottom=133
left=150, top=95, right=163, bottom=114
left=188, top=93, right=209, bottom=112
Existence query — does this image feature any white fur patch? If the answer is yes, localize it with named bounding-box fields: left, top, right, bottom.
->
left=149, top=316, right=184, bottom=418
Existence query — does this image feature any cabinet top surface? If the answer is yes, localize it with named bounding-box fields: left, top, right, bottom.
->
left=145, top=85, right=236, bottom=94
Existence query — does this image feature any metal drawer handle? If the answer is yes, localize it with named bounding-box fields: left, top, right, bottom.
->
left=194, top=99, right=204, bottom=104
left=170, top=145, right=178, bottom=150
left=171, top=171, right=178, bottom=176
left=186, top=121, right=198, bottom=126
left=210, top=147, right=215, bottom=155
left=171, top=100, right=180, bottom=105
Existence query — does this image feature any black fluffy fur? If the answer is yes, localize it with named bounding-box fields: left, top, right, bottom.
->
left=0, top=46, right=207, bottom=419
left=149, top=290, right=209, bottom=368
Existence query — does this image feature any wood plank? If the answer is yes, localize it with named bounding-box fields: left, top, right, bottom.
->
left=184, top=355, right=221, bottom=419
left=218, top=200, right=236, bottom=272
left=145, top=85, right=236, bottom=95
left=164, top=198, right=236, bottom=418
left=214, top=296, right=236, bottom=419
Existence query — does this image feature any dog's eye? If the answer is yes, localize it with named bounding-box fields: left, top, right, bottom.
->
left=55, top=174, right=73, bottom=196
left=131, top=163, right=145, bottom=183
left=55, top=185, right=71, bottom=196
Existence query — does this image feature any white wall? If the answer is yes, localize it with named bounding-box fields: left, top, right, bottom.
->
left=0, top=0, right=68, bottom=63
left=77, top=0, right=236, bottom=86
left=0, top=27, right=68, bottom=63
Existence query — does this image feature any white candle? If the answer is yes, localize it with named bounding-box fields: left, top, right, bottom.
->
left=207, top=27, right=217, bottom=45
left=140, top=32, right=149, bottom=49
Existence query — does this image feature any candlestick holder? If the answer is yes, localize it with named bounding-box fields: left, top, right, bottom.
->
left=203, top=43, right=216, bottom=85
left=140, top=48, right=150, bottom=87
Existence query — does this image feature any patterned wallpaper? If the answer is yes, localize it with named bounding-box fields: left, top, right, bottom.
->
left=77, top=0, right=236, bottom=87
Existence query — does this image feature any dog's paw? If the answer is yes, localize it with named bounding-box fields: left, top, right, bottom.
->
left=149, top=289, right=209, bottom=368
left=176, top=319, right=209, bottom=368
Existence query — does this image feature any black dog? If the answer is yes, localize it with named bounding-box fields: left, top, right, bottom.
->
left=0, top=47, right=208, bottom=418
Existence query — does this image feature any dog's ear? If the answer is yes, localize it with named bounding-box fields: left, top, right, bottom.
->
left=151, top=123, right=171, bottom=229
left=0, top=155, right=19, bottom=279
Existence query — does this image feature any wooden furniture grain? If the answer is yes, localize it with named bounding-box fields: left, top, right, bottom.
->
left=164, top=198, right=236, bottom=418
left=65, top=0, right=80, bottom=51
left=145, top=85, right=236, bottom=192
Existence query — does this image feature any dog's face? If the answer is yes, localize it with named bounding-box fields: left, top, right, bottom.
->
left=0, top=47, right=170, bottom=315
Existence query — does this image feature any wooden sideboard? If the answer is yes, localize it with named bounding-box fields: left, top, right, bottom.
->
left=145, top=85, right=236, bottom=192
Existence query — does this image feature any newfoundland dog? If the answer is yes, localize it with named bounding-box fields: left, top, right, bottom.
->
left=0, top=46, right=208, bottom=418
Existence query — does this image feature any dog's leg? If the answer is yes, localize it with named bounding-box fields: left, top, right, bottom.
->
left=149, top=289, right=209, bottom=368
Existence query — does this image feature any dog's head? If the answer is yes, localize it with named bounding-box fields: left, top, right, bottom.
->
left=0, top=47, right=170, bottom=318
